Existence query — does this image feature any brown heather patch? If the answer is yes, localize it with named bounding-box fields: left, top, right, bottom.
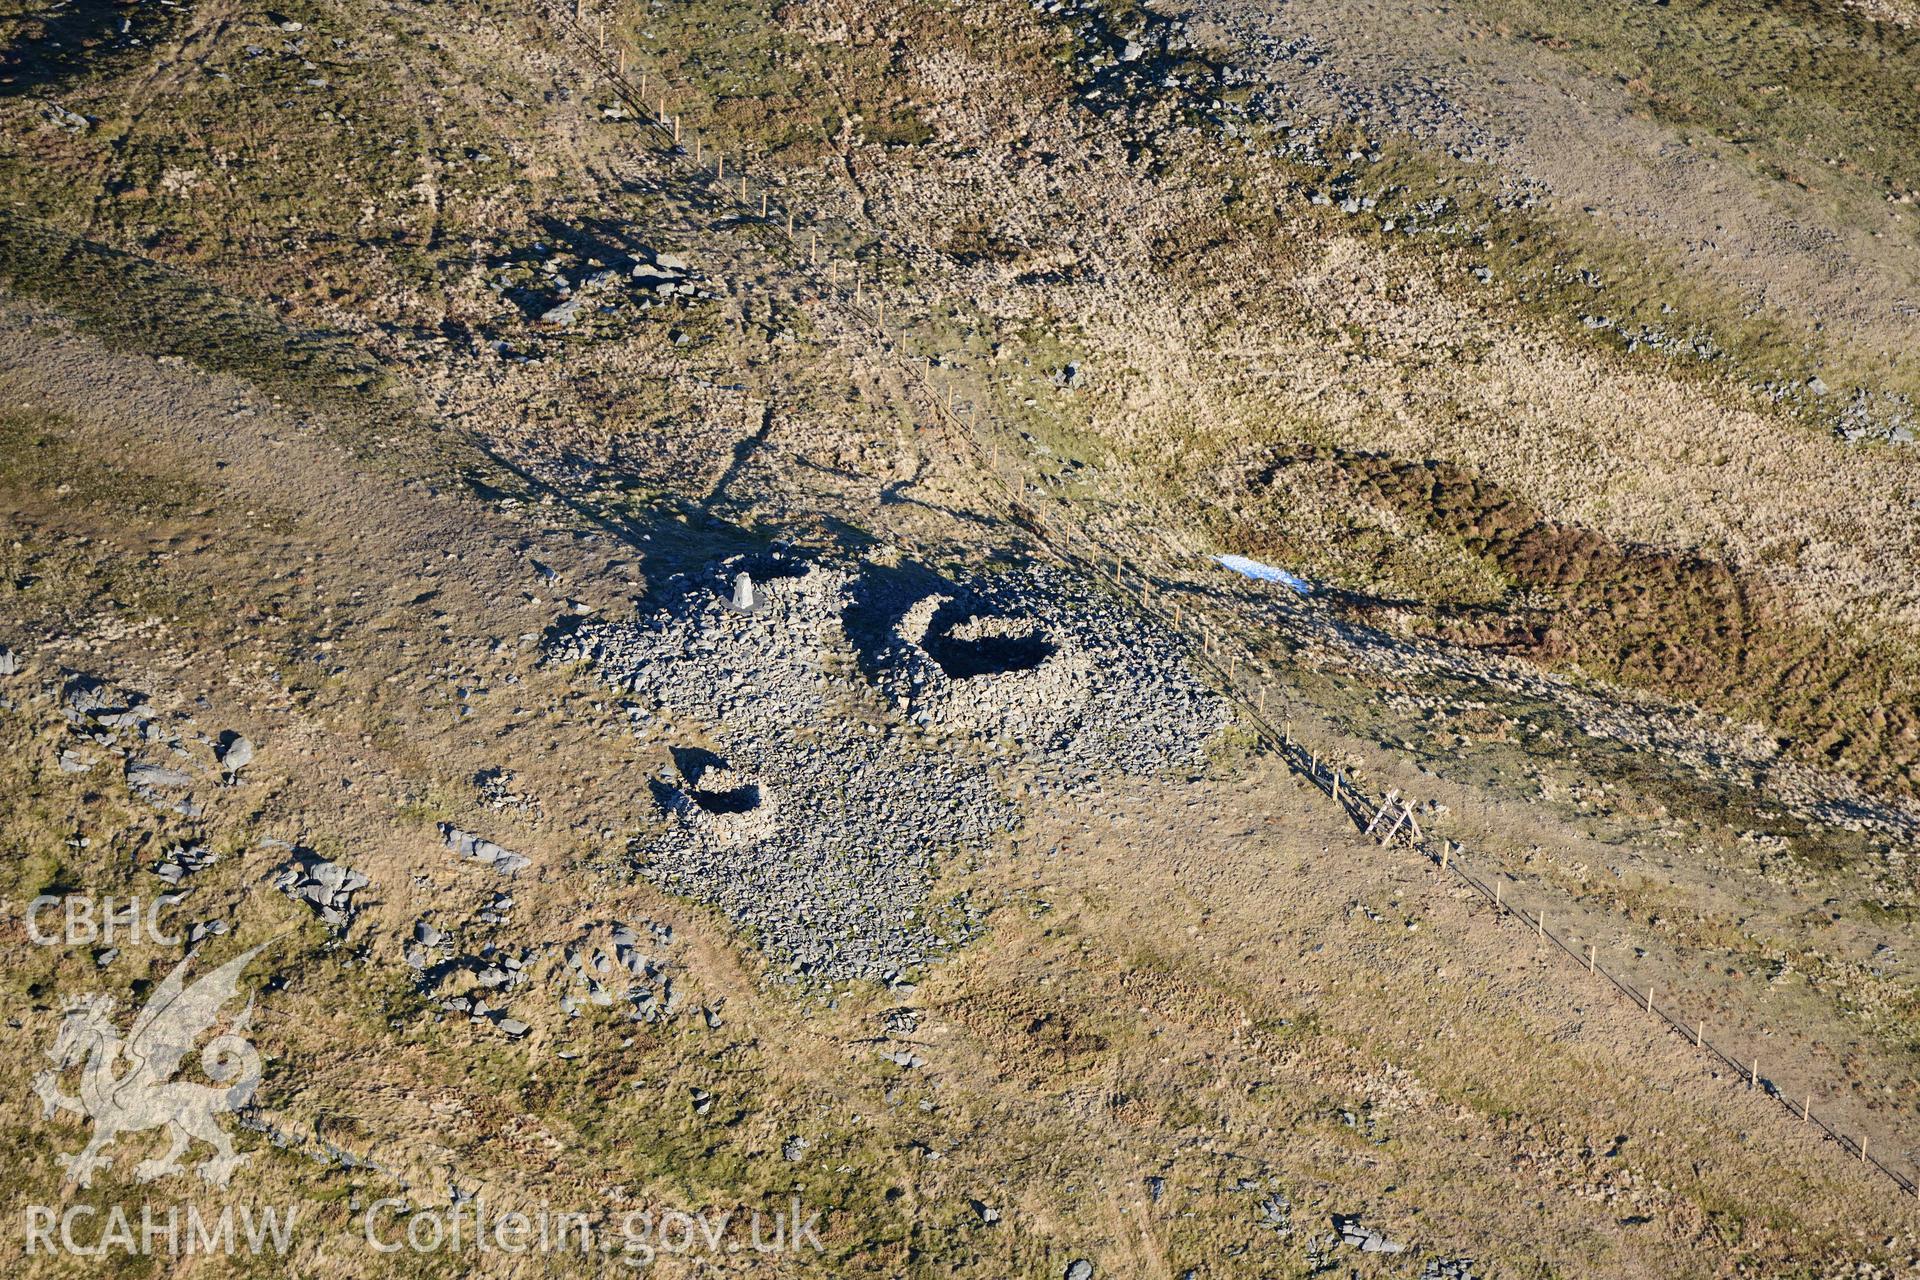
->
left=1239, top=448, right=1920, bottom=799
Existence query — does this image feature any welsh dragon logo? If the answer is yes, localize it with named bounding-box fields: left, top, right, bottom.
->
left=32, top=945, right=265, bottom=1188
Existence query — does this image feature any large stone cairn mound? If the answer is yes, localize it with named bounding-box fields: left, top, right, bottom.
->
left=550, top=552, right=1229, bottom=981
left=554, top=553, right=1009, bottom=983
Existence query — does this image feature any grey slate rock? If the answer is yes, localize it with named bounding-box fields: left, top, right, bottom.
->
left=127, top=762, right=194, bottom=789
left=441, top=824, right=531, bottom=875
left=219, top=732, right=255, bottom=771
left=1334, top=1214, right=1404, bottom=1253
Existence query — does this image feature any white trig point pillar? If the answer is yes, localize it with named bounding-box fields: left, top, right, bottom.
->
left=727, top=572, right=756, bottom=613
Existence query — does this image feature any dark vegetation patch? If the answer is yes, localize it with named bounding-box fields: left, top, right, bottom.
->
left=0, top=212, right=387, bottom=419
left=1249, top=448, right=1920, bottom=797
left=0, top=0, right=187, bottom=95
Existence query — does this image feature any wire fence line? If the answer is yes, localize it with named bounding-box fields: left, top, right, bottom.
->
left=528, top=3, right=1916, bottom=1204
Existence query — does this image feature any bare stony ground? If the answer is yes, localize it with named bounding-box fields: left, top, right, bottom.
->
left=3, top=0, right=1920, bottom=1275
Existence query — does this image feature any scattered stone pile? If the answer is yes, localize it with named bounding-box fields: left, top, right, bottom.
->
left=485, top=238, right=713, bottom=334
left=423, top=943, right=536, bottom=1038
left=64, top=675, right=154, bottom=739
left=271, top=845, right=370, bottom=931
left=53, top=673, right=254, bottom=812
left=476, top=767, right=542, bottom=816
left=56, top=674, right=207, bottom=814
left=407, top=919, right=450, bottom=965
left=152, top=843, right=218, bottom=885
left=556, top=919, right=688, bottom=1025
left=1254, top=1190, right=1291, bottom=1235
left=552, top=552, right=1015, bottom=982
left=403, top=914, right=707, bottom=1040
left=1332, top=1213, right=1404, bottom=1254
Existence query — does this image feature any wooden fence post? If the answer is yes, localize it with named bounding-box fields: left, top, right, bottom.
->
left=1587, top=944, right=1595, bottom=974
left=1382, top=807, right=1408, bottom=846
